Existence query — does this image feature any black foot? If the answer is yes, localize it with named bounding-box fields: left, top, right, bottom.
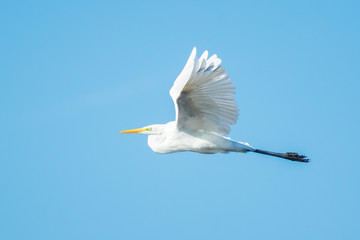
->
left=284, top=152, right=310, bottom=162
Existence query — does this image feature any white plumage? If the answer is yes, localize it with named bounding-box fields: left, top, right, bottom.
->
left=120, top=47, right=309, bottom=162
left=170, top=47, right=237, bottom=135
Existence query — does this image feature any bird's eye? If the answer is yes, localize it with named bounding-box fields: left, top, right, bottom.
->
left=145, top=127, right=152, bottom=131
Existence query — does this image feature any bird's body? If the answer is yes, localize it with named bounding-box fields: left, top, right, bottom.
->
left=147, top=121, right=254, bottom=154
left=121, top=47, right=309, bottom=162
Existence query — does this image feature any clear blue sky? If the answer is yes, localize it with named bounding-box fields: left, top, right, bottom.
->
left=1, top=0, right=359, bottom=239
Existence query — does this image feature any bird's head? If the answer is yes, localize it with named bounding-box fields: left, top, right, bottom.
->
left=119, top=124, right=162, bottom=135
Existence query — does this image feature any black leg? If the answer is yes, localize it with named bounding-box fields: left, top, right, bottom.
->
left=254, top=149, right=309, bottom=163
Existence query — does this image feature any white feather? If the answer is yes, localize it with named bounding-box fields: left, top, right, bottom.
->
left=170, top=48, right=238, bottom=135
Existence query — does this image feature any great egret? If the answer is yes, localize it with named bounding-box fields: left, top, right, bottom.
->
left=121, top=47, right=309, bottom=162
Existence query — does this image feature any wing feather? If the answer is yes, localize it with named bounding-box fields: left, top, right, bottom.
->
left=170, top=47, right=238, bottom=135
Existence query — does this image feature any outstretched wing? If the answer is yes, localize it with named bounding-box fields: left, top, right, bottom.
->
left=169, top=47, right=238, bottom=135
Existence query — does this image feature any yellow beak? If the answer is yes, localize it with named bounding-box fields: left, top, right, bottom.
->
left=119, top=127, right=146, bottom=134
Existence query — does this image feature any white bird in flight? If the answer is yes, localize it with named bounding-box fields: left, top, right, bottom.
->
left=121, top=47, right=309, bottom=162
